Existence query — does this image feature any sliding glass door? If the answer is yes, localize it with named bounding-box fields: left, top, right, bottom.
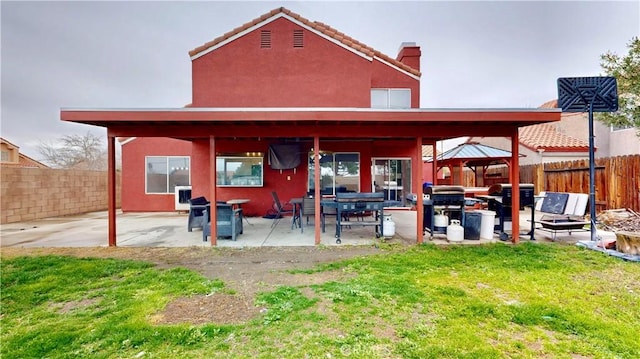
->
left=372, top=158, right=411, bottom=206
left=308, top=152, right=360, bottom=195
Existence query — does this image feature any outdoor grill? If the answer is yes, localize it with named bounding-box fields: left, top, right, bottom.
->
left=330, top=192, right=386, bottom=244
left=423, top=185, right=466, bottom=237
left=486, top=183, right=535, bottom=239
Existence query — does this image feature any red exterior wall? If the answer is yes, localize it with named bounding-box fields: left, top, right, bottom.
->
left=370, top=61, right=420, bottom=108
left=192, top=17, right=418, bottom=108
left=121, top=13, right=421, bottom=213
left=121, top=138, right=191, bottom=211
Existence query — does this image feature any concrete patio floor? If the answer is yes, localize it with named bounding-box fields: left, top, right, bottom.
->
left=1, top=209, right=616, bottom=248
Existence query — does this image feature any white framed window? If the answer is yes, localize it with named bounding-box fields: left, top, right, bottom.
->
left=0, top=150, right=9, bottom=162
left=371, top=88, right=411, bottom=109
left=216, top=155, right=263, bottom=187
left=146, top=156, right=190, bottom=194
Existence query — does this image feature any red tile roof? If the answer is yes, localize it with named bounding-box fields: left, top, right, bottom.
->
left=0, top=154, right=49, bottom=168
left=519, top=123, right=589, bottom=152
left=515, top=100, right=589, bottom=152
left=539, top=99, right=558, bottom=109
left=189, top=7, right=421, bottom=77
left=1, top=137, right=49, bottom=168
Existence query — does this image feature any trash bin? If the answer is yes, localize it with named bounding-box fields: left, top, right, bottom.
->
left=477, top=210, right=496, bottom=240
left=464, top=211, right=482, bottom=240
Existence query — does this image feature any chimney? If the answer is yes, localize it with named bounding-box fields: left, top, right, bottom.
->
left=396, top=42, right=421, bottom=71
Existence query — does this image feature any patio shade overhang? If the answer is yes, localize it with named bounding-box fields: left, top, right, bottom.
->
left=61, top=106, right=558, bottom=247
left=61, top=107, right=561, bottom=141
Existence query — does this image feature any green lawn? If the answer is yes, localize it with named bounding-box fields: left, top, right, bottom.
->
left=2, top=243, right=639, bottom=358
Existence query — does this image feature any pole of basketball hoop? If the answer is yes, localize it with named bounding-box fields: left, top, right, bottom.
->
left=587, top=101, right=596, bottom=242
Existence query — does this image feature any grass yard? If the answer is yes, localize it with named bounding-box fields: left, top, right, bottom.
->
left=2, top=243, right=639, bottom=358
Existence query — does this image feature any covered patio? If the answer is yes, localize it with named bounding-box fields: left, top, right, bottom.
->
left=60, top=107, right=561, bottom=246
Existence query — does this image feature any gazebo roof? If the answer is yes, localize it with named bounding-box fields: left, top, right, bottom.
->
left=433, top=142, right=521, bottom=167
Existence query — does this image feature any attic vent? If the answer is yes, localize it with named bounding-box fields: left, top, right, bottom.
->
left=293, top=30, right=304, bottom=48
left=260, top=30, right=271, bottom=48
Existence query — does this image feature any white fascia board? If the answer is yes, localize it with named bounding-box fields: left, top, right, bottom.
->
left=119, top=137, right=137, bottom=146
left=374, top=56, right=421, bottom=81
left=282, top=14, right=373, bottom=62
left=61, top=107, right=562, bottom=113
left=190, top=13, right=373, bottom=62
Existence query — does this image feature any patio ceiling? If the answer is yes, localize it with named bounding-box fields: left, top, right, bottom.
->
left=60, top=107, right=561, bottom=142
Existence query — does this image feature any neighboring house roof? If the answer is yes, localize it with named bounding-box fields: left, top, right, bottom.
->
left=469, top=100, right=590, bottom=153
left=519, top=99, right=589, bottom=152
left=189, top=7, right=421, bottom=78
left=0, top=137, right=49, bottom=168
left=421, top=145, right=434, bottom=159
left=519, top=123, right=589, bottom=152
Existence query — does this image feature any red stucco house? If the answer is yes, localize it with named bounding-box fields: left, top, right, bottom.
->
left=61, top=7, right=560, bottom=246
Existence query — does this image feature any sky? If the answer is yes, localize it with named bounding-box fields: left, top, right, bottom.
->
left=1, top=0, right=638, bottom=159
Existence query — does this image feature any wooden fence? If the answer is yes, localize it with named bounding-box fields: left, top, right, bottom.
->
left=465, top=154, right=640, bottom=213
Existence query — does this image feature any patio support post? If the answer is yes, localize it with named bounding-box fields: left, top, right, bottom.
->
left=209, top=136, right=217, bottom=246
left=314, top=136, right=321, bottom=245
left=107, top=133, right=117, bottom=247
left=415, top=137, right=424, bottom=243
left=432, top=143, right=438, bottom=185
left=510, top=128, right=520, bottom=243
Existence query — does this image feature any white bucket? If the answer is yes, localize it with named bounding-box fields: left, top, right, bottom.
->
left=447, top=219, right=464, bottom=242
left=477, top=210, right=496, bottom=239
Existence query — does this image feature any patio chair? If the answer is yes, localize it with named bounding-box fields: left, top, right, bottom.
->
left=187, top=196, right=210, bottom=232
left=270, top=191, right=294, bottom=227
left=203, top=203, right=243, bottom=241
left=322, top=202, right=337, bottom=234
left=301, top=196, right=325, bottom=233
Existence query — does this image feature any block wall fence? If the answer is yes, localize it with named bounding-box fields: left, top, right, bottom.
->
left=1, top=167, right=121, bottom=224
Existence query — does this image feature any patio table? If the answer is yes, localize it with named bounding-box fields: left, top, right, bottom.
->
left=227, top=199, right=251, bottom=225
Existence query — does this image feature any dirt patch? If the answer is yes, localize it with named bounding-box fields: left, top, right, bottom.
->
left=2, top=246, right=385, bottom=324
left=52, top=298, right=101, bottom=314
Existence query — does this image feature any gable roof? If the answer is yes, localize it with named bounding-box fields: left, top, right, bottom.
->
left=189, top=7, right=421, bottom=79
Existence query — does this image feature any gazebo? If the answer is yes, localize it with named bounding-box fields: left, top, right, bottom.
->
left=432, top=142, right=520, bottom=187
